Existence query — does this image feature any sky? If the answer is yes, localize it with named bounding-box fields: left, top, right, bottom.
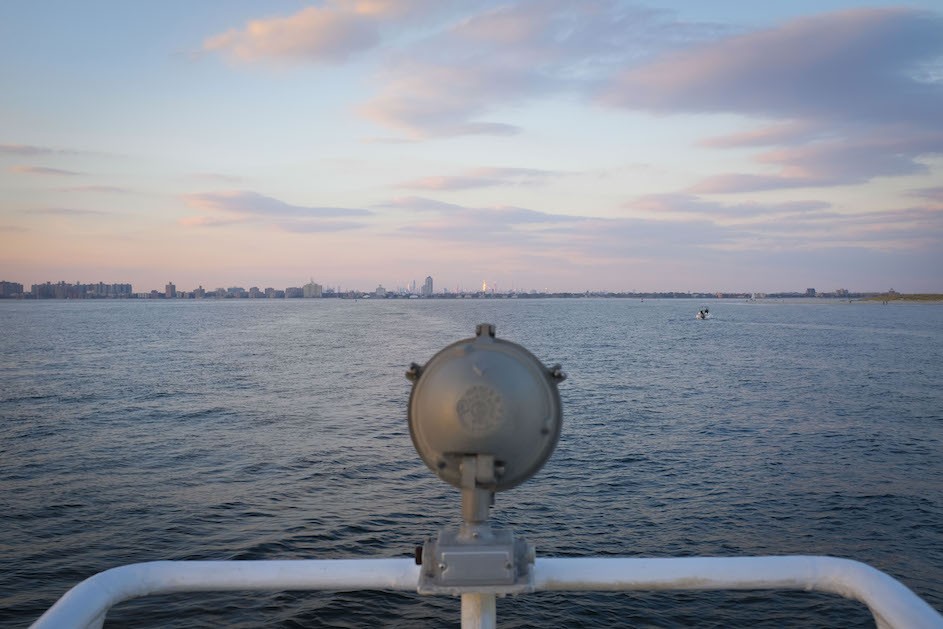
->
left=1, top=0, right=942, bottom=294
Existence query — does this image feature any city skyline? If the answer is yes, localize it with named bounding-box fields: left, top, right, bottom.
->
left=2, top=2, right=942, bottom=293
left=0, top=277, right=893, bottom=299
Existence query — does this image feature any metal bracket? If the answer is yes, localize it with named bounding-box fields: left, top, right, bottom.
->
left=418, top=528, right=535, bottom=595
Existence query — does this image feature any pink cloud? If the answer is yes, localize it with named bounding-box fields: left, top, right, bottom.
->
left=181, top=190, right=370, bottom=232
left=205, top=6, right=380, bottom=63
left=203, top=0, right=441, bottom=63
left=359, top=2, right=724, bottom=139
left=698, top=121, right=825, bottom=149
left=179, top=216, right=243, bottom=228
left=9, top=165, right=83, bottom=176
left=598, top=9, right=943, bottom=192
left=58, top=185, right=130, bottom=194
left=688, top=131, right=943, bottom=193
left=0, top=143, right=83, bottom=156
left=26, top=208, right=109, bottom=216
left=602, top=9, right=943, bottom=126
left=909, top=187, right=943, bottom=205
left=395, top=167, right=558, bottom=190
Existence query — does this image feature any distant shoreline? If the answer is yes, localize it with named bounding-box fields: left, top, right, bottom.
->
left=861, top=294, right=943, bottom=302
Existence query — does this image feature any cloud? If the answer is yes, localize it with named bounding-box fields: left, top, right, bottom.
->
left=602, top=9, right=943, bottom=125
left=58, top=185, right=130, bottom=194
left=203, top=0, right=440, bottom=64
left=206, top=7, right=379, bottom=63
left=384, top=194, right=592, bottom=251
left=277, top=220, right=367, bottom=233
left=9, top=165, right=84, bottom=176
left=0, top=144, right=78, bottom=156
left=909, top=187, right=943, bottom=204
left=698, top=121, right=824, bottom=149
left=385, top=196, right=467, bottom=212
left=387, top=195, right=582, bottom=222
left=395, top=167, right=560, bottom=190
left=184, top=190, right=370, bottom=218
left=181, top=190, right=370, bottom=232
left=688, top=130, right=943, bottom=193
left=178, top=216, right=243, bottom=228
left=601, top=9, right=943, bottom=192
left=24, top=208, right=109, bottom=216
left=205, top=2, right=730, bottom=139
left=189, top=173, right=245, bottom=184
left=611, top=191, right=942, bottom=256
left=382, top=194, right=583, bottom=247
left=357, top=1, right=727, bottom=138
left=628, top=193, right=831, bottom=219
left=386, top=189, right=940, bottom=272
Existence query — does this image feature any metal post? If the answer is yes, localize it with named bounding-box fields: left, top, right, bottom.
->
left=461, top=593, right=496, bottom=629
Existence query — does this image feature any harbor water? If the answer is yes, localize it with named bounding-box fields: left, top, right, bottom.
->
left=1, top=298, right=941, bottom=627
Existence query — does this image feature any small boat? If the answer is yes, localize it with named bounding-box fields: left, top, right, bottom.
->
left=696, top=308, right=710, bottom=319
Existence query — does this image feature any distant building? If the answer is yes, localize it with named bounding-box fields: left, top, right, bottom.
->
left=193, top=285, right=206, bottom=299
left=303, top=280, right=322, bottom=298
left=264, top=287, right=276, bottom=298
left=422, top=276, right=434, bottom=297
left=165, top=282, right=176, bottom=299
left=0, top=281, right=24, bottom=298
left=805, top=288, right=816, bottom=297
left=248, top=286, right=263, bottom=298
left=285, top=287, right=303, bottom=298
left=375, top=285, right=387, bottom=298
left=28, top=281, right=131, bottom=299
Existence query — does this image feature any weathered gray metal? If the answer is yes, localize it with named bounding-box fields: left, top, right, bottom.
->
left=406, top=324, right=564, bottom=627
left=406, top=323, right=565, bottom=492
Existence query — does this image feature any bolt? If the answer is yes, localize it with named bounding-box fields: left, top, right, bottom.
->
left=405, top=362, right=422, bottom=382
left=550, top=364, right=567, bottom=382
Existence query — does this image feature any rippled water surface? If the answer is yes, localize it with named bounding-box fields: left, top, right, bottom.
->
left=1, top=298, right=942, bottom=627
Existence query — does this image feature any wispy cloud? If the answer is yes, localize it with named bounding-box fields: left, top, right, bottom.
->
left=688, top=130, right=943, bottom=193
left=359, top=2, right=726, bottom=139
left=178, top=216, right=243, bottom=228
left=395, top=167, right=560, bottom=190
left=385, top=195, right=589, bottom=250
left=23, top=207, right=109, bottom=216
left=628, top=194, right=831, bottom=219
left=206, top=1, right=726, bottom=139
left=0, top=143, right=79, bottom=156
left=203, top=0, right=440, bottom=64
left=9, top=165, right=84, bottom=176
left=57, top=185, right=130, bottom=194
left=384, top=192, right=914, bottom=258
left=602, top=9, right=943, bottom=192
left=602, top=9, right=943, bottom=125
left=909, top=187, right=943, bottom=204
left=189, top=173, right=245, bottom=184
left=181, top=190, right=370, bottom=232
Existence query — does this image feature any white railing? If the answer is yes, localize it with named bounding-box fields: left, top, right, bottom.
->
left=31, top=556, right=943, bottom=629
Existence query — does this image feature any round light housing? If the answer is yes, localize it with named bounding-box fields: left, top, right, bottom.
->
left=407, top=324, right=564, bottom=491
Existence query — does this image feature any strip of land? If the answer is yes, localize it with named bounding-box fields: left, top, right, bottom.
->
left=862, top=294, right=943, bottom=302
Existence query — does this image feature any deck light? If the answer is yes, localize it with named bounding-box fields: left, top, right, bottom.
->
left=406, top=324, right=566, bottom=598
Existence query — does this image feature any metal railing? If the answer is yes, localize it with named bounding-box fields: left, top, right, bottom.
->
left=31, top=555, right=943, bottom=629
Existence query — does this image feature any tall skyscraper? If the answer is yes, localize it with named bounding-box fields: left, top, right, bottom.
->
left=165, top=282, right=176, bottom=299
left=422, top=276, right=434, bottom=297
